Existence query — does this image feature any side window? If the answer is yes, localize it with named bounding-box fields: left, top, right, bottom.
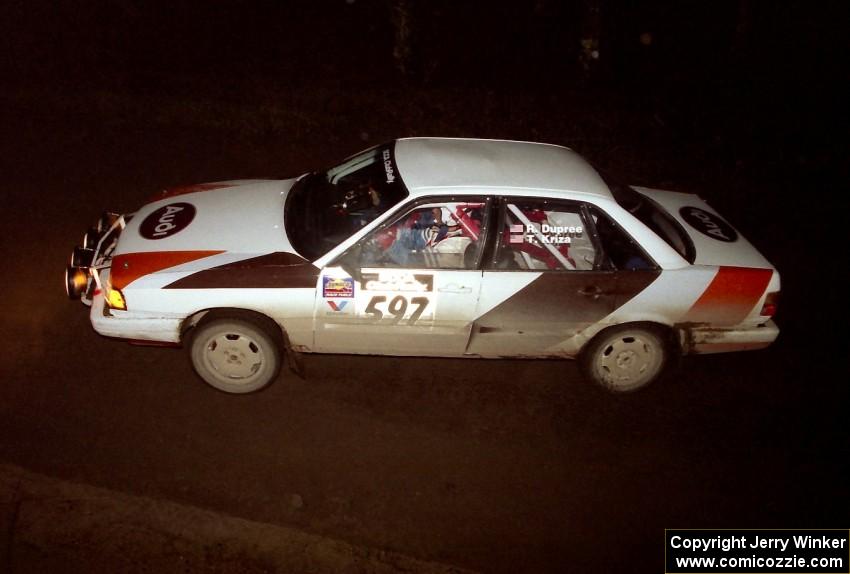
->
left=356, top=199, right=488, bottom=270
left=588, top=207, right=656, bottom=270
left=490, top=200, right=597, bottom=270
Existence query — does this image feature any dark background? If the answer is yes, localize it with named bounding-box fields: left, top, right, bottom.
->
left=1, top=1, right=847, bottom=572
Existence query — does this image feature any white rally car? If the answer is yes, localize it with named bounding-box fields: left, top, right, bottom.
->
left=66, top=138, right=780, bottom=393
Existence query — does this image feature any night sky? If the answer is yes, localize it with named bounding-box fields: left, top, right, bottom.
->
left=5, top=1, right=847, bottom=91
left=4, top=1, right=847, bottom=180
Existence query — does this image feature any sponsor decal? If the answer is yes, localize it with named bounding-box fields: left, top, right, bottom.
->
left=326, top=300, right=349, bottom=312
left=139, top=203, right=196, bottom=240
left=323, top=276, right=354, bottom=298
left=679, top=206, right=738, bottom=242
left=382, top=148, right=395, bottom=184
left=362, top=271, right=434, bottom=293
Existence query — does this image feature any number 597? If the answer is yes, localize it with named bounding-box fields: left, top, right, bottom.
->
left=363, top=295, right=430, bottom=325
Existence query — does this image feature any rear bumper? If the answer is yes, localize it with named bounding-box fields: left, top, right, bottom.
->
left=683, top=320, right=779, bottom=354
left=90, top=292, right=182, bottom=343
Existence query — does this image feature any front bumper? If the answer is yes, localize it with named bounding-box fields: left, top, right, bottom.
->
left=90, top=289, right=183, bottom=343
left=68, top=212, right=183, bottom=342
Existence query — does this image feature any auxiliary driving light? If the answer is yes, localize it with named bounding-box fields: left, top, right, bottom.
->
left=82, top=227, right=102, bottom=250
left=65, top=266, right=89, bottom=299
left=97, top=211, right=120, bottom=233
left=71, top=246, right=95, bottom=268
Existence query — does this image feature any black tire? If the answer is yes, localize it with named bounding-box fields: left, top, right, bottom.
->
left=189, top=315, right=282, bottom=394
left=580, top=324, right=668, bottom=392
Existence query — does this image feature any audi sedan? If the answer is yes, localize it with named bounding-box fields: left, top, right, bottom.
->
left=66, top=138, right=780, bottom=393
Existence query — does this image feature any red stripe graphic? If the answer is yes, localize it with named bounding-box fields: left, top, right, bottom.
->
left=111, top=251, right=225, bottom=289
left=683, top=266, right=773, bottom=325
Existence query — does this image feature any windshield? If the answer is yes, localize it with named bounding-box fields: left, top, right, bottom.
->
left=285, top=142, right=409, bottom=260
left=608, top=181, right=696, bottom=263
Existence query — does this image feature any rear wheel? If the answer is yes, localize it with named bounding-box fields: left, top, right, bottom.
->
left=580, top=325, right=668, bottom=392
left=189, top=316, right=281, bottom=394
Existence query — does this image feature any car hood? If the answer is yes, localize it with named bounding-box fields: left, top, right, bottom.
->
left=115, top=178, right=299, bottom=256
left=632, top=186, right=775, bottom=269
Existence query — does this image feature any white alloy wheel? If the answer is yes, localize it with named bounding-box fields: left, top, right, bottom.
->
left=189, top=317, right=281, bottom=394
left=581, top=326, right=667, bottom=392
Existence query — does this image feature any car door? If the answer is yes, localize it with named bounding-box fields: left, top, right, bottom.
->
left=466, top=197, right=619, bottom=357
left=313, top=197, right=491, bottom=356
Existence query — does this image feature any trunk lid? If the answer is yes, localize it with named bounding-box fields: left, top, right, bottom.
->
left=632, top=186, right=775, bottom=269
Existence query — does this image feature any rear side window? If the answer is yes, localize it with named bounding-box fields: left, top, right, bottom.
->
left=489, top=199, right=597, bottom=271
left=587, top=207, right=657, bottom=270
left=609, top=183, right=695, bottom=263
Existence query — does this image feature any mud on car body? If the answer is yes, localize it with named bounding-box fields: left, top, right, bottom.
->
left=66, top=138, right=780, bottom=393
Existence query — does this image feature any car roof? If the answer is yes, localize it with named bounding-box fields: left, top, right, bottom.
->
left=394, top=137, right=613, bottom=200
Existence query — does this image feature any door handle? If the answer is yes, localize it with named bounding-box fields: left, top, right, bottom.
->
left=578, top=285, right=603, bottom=300
left=438, top=284, right=472, bottom=294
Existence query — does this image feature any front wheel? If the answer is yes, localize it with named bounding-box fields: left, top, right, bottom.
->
left=189, top=316, right=281, bottom=394
left=580, top=325, right=668, bottom=392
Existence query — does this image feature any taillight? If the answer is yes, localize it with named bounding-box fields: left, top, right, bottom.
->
left=760, top=291, right=779, bottom=317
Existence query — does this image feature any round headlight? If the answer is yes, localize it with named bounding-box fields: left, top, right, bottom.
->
left=82, top=227, right=101, bottom=249
left=97, top=211, right=120, bottom=233
left=71, top=246, right=95, bottom=268
left=65, top=266, right=89, bottom=299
